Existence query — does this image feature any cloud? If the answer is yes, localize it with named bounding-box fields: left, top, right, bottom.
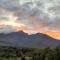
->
left=0, top=0, right=60, bottom=34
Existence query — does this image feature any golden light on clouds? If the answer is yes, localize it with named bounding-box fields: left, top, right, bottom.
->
left=0, top=14, right=26, bottom=32
left=45, top=31, right=60, bottom=40
left=0, top=0, right=60, bottom=40
left=0, top=14, right=60, bottom=40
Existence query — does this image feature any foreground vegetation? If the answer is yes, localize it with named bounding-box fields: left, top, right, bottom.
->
left=0, top=46, right=60, bottom=60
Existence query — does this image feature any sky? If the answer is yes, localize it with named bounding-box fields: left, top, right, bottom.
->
left=0, top=0, right=60, bottom=34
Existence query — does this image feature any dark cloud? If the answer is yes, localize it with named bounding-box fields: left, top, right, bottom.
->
left=0, top=25, right=15, bottom=33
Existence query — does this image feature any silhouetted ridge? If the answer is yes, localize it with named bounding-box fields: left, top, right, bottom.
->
left=0, top=31, right=60, bottom=48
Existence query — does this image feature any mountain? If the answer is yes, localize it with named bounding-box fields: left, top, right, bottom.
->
left=0, top=31, right=60, bottom=48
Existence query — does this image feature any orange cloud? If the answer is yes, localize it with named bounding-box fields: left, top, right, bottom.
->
left=45, top=31, right=60, bottom=40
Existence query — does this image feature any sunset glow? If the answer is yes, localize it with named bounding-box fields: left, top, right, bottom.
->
left=0, top=0, right=60, bottom=40
left=45, top=31, right=60, bottom=40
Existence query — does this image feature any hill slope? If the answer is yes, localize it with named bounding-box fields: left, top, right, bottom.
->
left=0, top=31, right=60, bottom=48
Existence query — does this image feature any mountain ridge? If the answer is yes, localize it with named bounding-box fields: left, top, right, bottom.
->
left=0, top=31, right=60, bottom=48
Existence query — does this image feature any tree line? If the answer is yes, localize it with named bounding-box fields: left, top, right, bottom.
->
left=0, top=46, right=60, bottom=60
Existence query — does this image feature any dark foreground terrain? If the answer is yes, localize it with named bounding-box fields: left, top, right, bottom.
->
left=0, top=46, right=60, bottom=60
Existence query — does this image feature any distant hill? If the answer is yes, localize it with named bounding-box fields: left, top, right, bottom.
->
left=0, top=31, right=60, bottom=48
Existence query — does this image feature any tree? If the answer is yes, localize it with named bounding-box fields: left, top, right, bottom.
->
left=21, top=55, right=25, bottom=60
left=54, top=46, right=60, bottom=60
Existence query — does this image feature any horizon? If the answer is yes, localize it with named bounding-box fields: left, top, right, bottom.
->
left=0, top=0, right=60, bottom=39
left=0, top=30, right=60, bottom=40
